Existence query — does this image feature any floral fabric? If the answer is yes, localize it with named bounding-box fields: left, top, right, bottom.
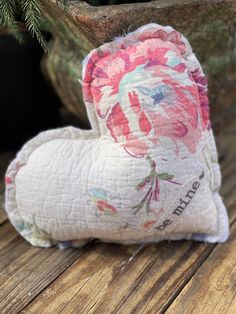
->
left=5, top=24, right=229, bottom=247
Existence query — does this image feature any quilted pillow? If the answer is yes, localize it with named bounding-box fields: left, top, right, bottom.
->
left=5, top=23, right=229, bottom=248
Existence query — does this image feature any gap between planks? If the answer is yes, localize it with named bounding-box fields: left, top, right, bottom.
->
left=0, top=225, right=95, bottom=314
left=160, top=215, right=236, bottom=314
left=165, top=216, right=236, bottom=314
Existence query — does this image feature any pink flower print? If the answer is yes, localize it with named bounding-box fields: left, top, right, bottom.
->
left=106, top=102, right=131, bottom=142
left=191, top=68, right=210, bottom=130
left=128, top=91, right=152, bottom=136
left=136, top=70, right=203, bottom=154
left=143, top=220, right=156, bottom=230
left=106, top=102, right=148, bottom=157
left=89, top=188, right=118, bottom=216
left=5, top=176, right=12, bottom=185
left=82, top=24, right=207, bottom=157
left=142, top=207, right=165, bottom=230
left=96, top=200, right=118, bottom=215
left=84, top=43, right=171, bottom=120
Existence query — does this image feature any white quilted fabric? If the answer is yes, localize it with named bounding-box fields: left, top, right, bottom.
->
left=5, top=24, right=229, bottom=248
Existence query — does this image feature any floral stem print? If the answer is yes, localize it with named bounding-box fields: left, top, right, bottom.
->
left=132, top=155, right=180, bottom=215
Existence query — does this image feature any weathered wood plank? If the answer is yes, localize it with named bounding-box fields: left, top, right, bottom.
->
left=0, top=222, right=18, bottom=250
left=166, top=218, right=236, bottom=314
left=23, top=243, right=143, bottom=313
left=23, top=240, right=215, bottom=314
left=0, top=222, right=93, bottom=314
left=96, top=197, right=236, bottom=314
left=23, top=198, right=236, bottom=314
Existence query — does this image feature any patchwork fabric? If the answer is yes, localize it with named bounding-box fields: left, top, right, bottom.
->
left=5, top=24, right=229, bottom=248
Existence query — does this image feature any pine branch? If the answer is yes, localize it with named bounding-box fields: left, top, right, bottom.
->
left=0, top=0, right=69, bottom=51
left=0, top=0, right=23, bottom=42
left=20, top=0, right=48, bottom=51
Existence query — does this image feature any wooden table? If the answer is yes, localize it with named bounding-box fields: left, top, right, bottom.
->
left=0, top=124, right=236, bottom=314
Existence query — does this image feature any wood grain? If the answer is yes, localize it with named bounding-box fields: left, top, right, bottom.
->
left=0, top=223, right=93, bottom=314
left=0, top=222, right=18, bottom=250
left=25, top=197, right=236, bottom=314
left=23, top=240, right=216, bottom=314
left=23, top=242, right=143, bottom=313
left=166, top=218, right=236, bottom=314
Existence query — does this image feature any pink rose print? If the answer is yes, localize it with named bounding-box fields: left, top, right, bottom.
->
left=83, top=26, right=209, bottom=157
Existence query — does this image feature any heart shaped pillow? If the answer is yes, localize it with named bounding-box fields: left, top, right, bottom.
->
left=5, top=24, right=229, bottom=248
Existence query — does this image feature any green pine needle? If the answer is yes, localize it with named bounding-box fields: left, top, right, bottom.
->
left=0, top=0, right=69, bottom=51
left=21, top=0, right=48, bottom=51
left=0, top=0, right=23, bottom=42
